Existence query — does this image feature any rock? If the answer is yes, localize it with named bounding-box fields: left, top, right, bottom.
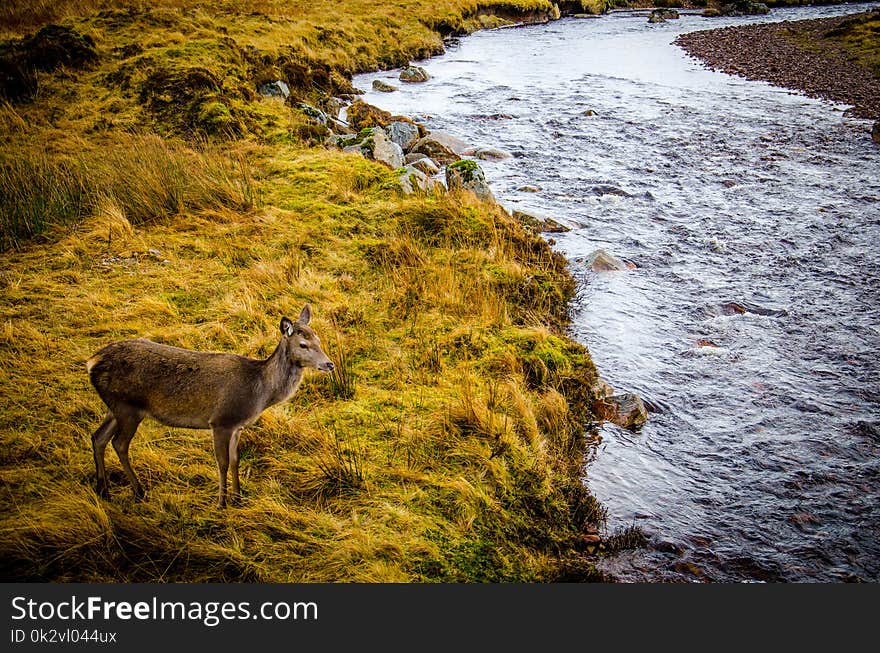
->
left=411, top=135, right=461, bottom=165
left=385, top=121, right=420, bottom=151
left=259, top=80, right=290, bottom=98
left=517, top=185, right=542, bottom=192
left=423, top=131, right=470, bottom=155
left=464, top=145, right=512, bottom=161
left=410, top=157, right=440, bottom=175
left=404, top=152, right=428, bottom=164
left=367, top=129, right=405, bottom=169
left=397, top=165, right=436, bottom=194
left=512, top=210, right=570, bottom=234
left=585, top=249, right=631, bottom=272
left=591, top=185, right=631, bottom=198
left=873, top=121, right=880, bottom=145
left=399, top=65, right=430, bottom=83
left=345, top=99, right=392, bottom=130
left=649, top=8, right=679, bottom=22
left=372, top=79, right=398, bottom=92
left=702, top=8, right=721, bottom=17
left=719, top=1, right=770, bottom=16
left=342, top=128, right=404, bottom=169
left=446, top=160, right=494, bottom=203
left=583, top=109, right=598, bottom=117
left=603, top=393, right=649, bottom=430
left=297, top=102, right=328, bottom=125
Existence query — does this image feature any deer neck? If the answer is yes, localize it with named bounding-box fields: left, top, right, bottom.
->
left=263, top=339, right=304, bottom=406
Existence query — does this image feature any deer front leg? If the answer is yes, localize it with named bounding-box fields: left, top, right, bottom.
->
left=212, top=427, right=234, bottom=509
left=228, top=428, right=242, bottom=505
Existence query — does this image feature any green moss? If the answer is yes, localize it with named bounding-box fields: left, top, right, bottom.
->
left=448, top=158, right=479, bottom=182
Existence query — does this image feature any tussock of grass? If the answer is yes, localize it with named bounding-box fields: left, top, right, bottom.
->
left=0, top=0, right=611, bottom=582
left=0, top=134, right=255, bottom=250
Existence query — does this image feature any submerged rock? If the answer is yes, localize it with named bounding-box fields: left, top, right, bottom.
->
left=446, top=160, right=494, bottom=203
left=585, top=249, right=632, bottom=271
left=603, top=393, right=649, bottom=430
left=464, top=145, right=512, bottom=161
left=512, top=210, right=570, bottom=234
left=372, top=79, right=398, bottom=92
left=873, top=120, right=880, bottom=145
left=399, top=65, right=430, bottom=83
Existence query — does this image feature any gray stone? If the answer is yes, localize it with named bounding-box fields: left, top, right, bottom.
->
left=464, top=146, right=512, bottom=161
left=399, top=65, right=430, bottom=83
left=372, top=79, right=398, bottom=92
left=411, top=136, right=461, bottom=165
left=411, top=157, right=440, bottom=176
left=397, top=165, right=436, bottom=194
left=585, top=249, right=631, bottom=272
left=259, top=80, right=290, bottom=98
left=446, top=160, right=494, bottom=203
left=385, top=121, right=421, bottom=151
left=404, top=152, right=428, bottom=164
left=512, top=210, right=570, bottom=234
left=368, top=129, right=405, bottom=169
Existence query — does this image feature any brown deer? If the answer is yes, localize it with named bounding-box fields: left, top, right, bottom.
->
left=86, top=305, right=334, bottom=508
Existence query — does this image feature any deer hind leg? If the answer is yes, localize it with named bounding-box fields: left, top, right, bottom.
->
left=228, top=428, right=242, bottom=505
left=111, top=407, right=146, bottom=500
left=212, top=426, right=235, bottom=509
left=91, top=413, right=117, bottom=498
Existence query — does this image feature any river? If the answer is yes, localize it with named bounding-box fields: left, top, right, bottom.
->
left=352, top=4, right=880, bottom=582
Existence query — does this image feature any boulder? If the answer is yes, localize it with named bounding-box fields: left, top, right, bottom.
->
left=385, top=121, right=421, bottom=151
left=341, top=128, right=404, bottom=169
left=719, top=1, right=769, bottom=16
left=603, top=393, right=648, bottom=430
left=404, top=152, right=428, bottom=164
left=259, top=80, right=290, bottom=98
left=372, top=79, right=398, bottom=92
left=397, top=165, right=437, bottom=194
left=446, top=160, right=494, bottom=203
left=423, top=131, right=470, bottom=155
left=585, top=249, right=631, bottom=272
left=464, top=145, right=512, bottom=161
left=399, top=65, right=430, bottom=83
left=512, top=210, right=570, bottom=234
left=411, top=135, right=461, bottom=165
left=411, top=157, right=440, bottom=176
left=368, top=129, right=405, bottom=169
left=873, top=121, right=880, bottom=145
left=648, top=11, right=666, bottom=23
left=517, top=185, right=542, bottom=192
left=345, top=99, right=392, bottom=130
left=297, top=102, right=328, bottom=125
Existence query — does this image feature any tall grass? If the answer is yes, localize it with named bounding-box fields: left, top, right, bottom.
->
left=0, top=135, right=255, bottom=250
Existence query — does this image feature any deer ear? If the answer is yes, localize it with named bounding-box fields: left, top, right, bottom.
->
left=297, top=304, right=311, bottom=326
left=280, top=317, right=294, bottom=337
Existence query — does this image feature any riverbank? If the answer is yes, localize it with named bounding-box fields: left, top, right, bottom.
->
left=0, top=2, right=630, bottom=582
left=676, top=8, right=880, bottom=119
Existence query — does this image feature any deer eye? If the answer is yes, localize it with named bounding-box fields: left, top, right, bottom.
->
left=299, top=342, right=308, bottom=349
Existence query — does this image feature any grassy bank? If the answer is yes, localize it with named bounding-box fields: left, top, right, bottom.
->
left=0, top=2, right=617, bottom=581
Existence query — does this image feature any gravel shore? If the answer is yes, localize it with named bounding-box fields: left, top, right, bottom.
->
left=675, top=11, right=880, bottom=119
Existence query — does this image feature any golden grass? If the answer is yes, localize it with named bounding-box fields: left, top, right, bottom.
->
left=0, top=0, right=613, bottom=582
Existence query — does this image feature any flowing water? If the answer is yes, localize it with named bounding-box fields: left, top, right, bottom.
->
left=353, top=4, right=880, bottom=582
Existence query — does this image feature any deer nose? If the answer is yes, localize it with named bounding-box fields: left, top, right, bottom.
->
left=324, top=361, right=335, bottom=372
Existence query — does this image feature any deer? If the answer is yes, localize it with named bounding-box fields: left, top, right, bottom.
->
left=86, top=305, right=334, bottom=508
